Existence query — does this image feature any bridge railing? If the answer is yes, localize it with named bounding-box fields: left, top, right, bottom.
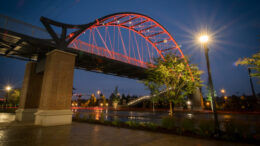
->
left=0, top=14, right=51, bottom=39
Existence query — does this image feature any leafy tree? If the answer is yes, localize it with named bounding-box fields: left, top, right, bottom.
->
left=142, top=53, right=202, bottom=116
left=110, top=86, right=120, bottom=102
left=100, top=94, right=107, bottom=105
left=121, top=94, right=126, bottom=100
left=236, top=51, right=260, bottom=83
left=8, top=89, right=20, bottom=106
left=89, top=93, right=97, bottom=106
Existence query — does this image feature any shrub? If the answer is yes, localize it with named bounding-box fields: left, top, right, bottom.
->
left=161, top=116, right=176, bottom=130
left=221, top=120, right=251, bottom=140
left=196, top=120, right=214, bottom=137
left=99, top=113, right=105, bottom=123
left=88, top=113, right=96, bottom=121
left=144, top=122, right=158, bottom=130
left=112, top=119, right=121, bottom=126
left=125, top=120, right=139, bottom=128
left=75, top=112, right=80, bottom=120
left=180, top=119, right=195, bottom=133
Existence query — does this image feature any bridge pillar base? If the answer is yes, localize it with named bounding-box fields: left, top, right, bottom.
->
left=36, top=49, right=76, bottom=126
left=15, top=61, right=43, bottom=122
left=15, top=108, right=38, bottom=122
left=35, top=110, right=73, bottom=126
left=191, top=87, right=204, bottom=111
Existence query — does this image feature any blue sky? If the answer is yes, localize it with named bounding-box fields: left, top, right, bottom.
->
left=0, top=0, right=259, bottom=98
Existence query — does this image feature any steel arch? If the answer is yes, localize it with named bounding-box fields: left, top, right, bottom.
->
left=68, top=12, right=185, bottom=59
left=67, top=12, right=193, bottom=79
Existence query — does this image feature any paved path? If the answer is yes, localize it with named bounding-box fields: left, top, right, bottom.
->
left=0, top=113, right=257, bottom=146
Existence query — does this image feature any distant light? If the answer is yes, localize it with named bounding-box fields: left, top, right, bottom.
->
left=199, top=35, right=209, bottom=43
left=5, top=85, right=12, bottom=91
left=187, top=100, right=191, bottom=105
left=163, top=39, right=168, bottom=43
left=100, top=103, right=103, bottom=107
left=129, top=21, right=132, bottom=24
left=105, top=103, right=108, bottom=106
left=69, top=33, right=74, bottom=38
left=240, top=96, right=245, bottom=100
left=224, top=96, right=228, bottom=100
left=117, top=20, right=120, bottom=23
left=187, top=113, right=193, bottom=119
left=206, top=102, right=210, bottom=106
left=220, top=89, right=225, bottom=94
left=97, top=90, right=101, bottom=95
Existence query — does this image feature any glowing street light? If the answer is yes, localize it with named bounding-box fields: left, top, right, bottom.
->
left=199, top=35, right=209, bottom=43
left=220, top=89, right=225, bottom=94
left=224, top=96, right=228, bottom=100
left=199, top=34, right=220, bottom=134
left=97, top=90, right=101, bottom=95
left=4, top=85, right=12, bottom=108
left=5, top=85, right=12, bottom=91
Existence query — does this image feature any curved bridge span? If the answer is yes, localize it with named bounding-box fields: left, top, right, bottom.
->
left=0, top=12, right=191, bottom=79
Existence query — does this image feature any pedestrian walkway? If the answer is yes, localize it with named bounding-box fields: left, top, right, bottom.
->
left=0, top=113, right=256, bottom=146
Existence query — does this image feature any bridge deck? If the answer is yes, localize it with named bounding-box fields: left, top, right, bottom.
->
left=0, top=28, right=147, bottom=79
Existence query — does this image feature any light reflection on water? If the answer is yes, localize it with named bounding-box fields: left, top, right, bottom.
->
left=73, top=109, right=260, bottom=126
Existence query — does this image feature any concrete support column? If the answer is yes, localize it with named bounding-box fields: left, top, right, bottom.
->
left=191, top=87, right=204, bottom=111
left=35, top=49, right=76, bottom=126
left=16, top=62, right=43, bottom=122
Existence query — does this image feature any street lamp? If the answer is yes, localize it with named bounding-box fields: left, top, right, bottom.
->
left=224, top=96, right=228, bottom=100
left=220, top=89, right=225, bottom=94
left=5, top=85, right=12, bottom=108
left=97, top=90, right=101, bottom=96
left=199, top=35, right=220, bottom=135
left=247, top=68, right=256, bottom=98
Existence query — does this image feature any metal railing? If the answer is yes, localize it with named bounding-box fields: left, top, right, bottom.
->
left=0, top=14, right=51, bottom=39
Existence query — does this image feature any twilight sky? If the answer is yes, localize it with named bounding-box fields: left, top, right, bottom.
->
left=0, top=0, right=259, bottom=98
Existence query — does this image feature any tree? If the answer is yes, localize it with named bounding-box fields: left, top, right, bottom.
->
left=8, top=89, right=20, bottom=106
left=89, top=93, right=97, bottom=106
left=100, top=94, right=107, bottom=105
left=142, top=53, right=202, bottom=116
left=236, top=51, right=260, bottom=83
left=110, top=86, right=120, bottom=103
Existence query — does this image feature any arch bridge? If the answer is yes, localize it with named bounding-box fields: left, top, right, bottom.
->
left=0, top=12, right=195, bottom=126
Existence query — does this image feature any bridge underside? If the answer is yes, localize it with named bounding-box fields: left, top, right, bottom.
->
left=0, top=28, right=147, bottom=79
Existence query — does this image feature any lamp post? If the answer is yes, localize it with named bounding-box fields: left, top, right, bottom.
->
left=248, top=68, right=256, bottom=98
left=5, top=85, right=12, bottom=109
left=199, top=35, right=220, bottom=135
left=97, top=90, right=101, bottom=96
left=220, top=89, right=225, bottom=95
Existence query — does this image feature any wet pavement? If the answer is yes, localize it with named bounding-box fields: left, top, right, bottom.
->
left=0, top=113, right=256, bottom=146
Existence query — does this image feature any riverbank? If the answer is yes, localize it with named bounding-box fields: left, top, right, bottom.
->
left=73, top=115, right=260, bottom=145
left=0, top=114, right=256, bottom=146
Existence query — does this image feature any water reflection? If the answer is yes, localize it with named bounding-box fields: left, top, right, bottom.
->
left=74, top=109, right=260, bottom=127
left=0, top=113, right=15, bottom=123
